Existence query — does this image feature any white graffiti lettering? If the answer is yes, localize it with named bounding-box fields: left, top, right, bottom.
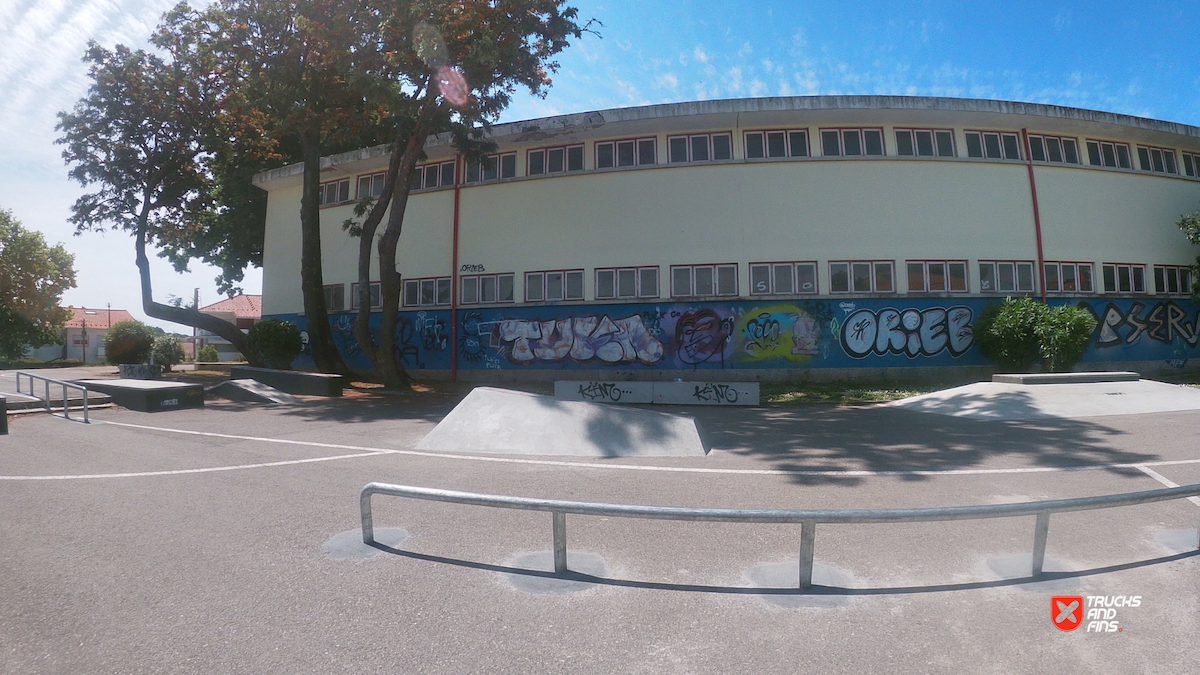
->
left=840, top=306, right=973, bottom=358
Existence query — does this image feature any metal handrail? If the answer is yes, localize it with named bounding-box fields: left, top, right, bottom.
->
left=14, top=371, right=89, bottom=423
left=360, top=481, right=1200, bottom=589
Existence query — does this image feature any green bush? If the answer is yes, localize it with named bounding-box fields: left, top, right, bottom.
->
left=246, top=319, right=302, bottom=370
left=104, top=320, right=156, bottom=365
left=1038, top=305, right=1098, bottom=372
left=973, top=297, right=1044, bottom=372
left=152, top=336, right=186, bottom=371
left=974, top=298, right=1098, bottom=373
left=197, top=345, right=219, bottom=362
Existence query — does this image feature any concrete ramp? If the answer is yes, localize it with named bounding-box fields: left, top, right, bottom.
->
left=878, top=379, right=1200, bottom=421
left=416, top=387, right=708, bottom=457
left=207, top=379, right=300, bottom=405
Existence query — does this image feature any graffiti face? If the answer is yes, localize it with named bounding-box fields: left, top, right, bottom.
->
left=841, top=305, right=973, bottom=358
left=675, top=309, right=733, bottom=367
left=489, top=314, right=664, bottom=365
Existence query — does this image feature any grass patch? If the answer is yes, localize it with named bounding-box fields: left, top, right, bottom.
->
left=761, top=381, right=941, bottom=406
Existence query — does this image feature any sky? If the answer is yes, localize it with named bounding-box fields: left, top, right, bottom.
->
left=2, top=0, right=1199, bottom=330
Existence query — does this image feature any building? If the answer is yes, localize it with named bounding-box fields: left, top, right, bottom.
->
left=195, top=294, right=262, bottom=361
left=254, top=96, right=1200, bottom=379
left=24, top=307, right=136, bottom=364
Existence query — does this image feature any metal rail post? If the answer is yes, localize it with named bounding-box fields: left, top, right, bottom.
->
left=552, top=511, right=568, bottom=574
left=1, top=395, right=7, bottom=435
left=361, top=487, right=376, bottom=545
left=1031, top=511, right=1051, bottom=577
left=799, top=520, right=816, bottom=589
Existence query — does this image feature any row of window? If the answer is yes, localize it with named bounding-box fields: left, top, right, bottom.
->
left=325, top=261, right=1193, bottom=310
left=317, top=128, right=1200, bottom=205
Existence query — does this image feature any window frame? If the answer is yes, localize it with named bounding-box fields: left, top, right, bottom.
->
left=464, top=152, right=518, bottom=183
left=404, top=160, right=457, bottom=192
left=593, top=137, right=657, bottom=170
left=1084, top=138, right=1133, bottom=170
left=594, top=266, right=660, bottom=300
left=978, top=260, right=1037, bottom=294
left=1100, top=263, right=1147, bottom=295
left=828, top=260, right=895, bottom=294
left=1135, top=144, right=1179, bottom=175
left=323, top=283, right=346, bottom=312
left=524, top=269, right=585, bottom=303
left=964, top=130, right=1022, bottom=161
left=905, top=260, right=969, bottom=294
left=748, top=261, right=819, bottom=296
left=1026, top=134, right=1081, bottom=165
left=1042, top=261, right=1095, bottom=294
left=317, top=178, right=352, bottom=207
left=527, top=143, right=586, bottom=176
left=401, top=276, right=452, bottom=307
left=459, top=273, right=515, bottom=305
left=743, top=129, right=811, bottom=160
left=350, top=281, right=383, bottom=310
left=893, top=128, right=956, bottom=158
left=1180, top=151, right=1200, bottom=178
left=666, top=132, right=734, bottom=164
left=669, top=263, right=739, bottom=298
left=818, top=127, right=886, bottom=157
left=356, top=172, right=387, bottom=200
left=1153, top=265, right=1193, bottom=296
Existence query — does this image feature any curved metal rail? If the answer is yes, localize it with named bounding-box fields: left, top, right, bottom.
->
left=359, top=481, right=1200, bottom=588
left=15, top=371, right=89, bottom=423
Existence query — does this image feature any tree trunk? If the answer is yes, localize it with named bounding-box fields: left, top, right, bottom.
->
left=298, top=134, right=352, bottom=376
left=134, top=218, right=264, bottom=367
left=352, top=133, right=406, bottom=368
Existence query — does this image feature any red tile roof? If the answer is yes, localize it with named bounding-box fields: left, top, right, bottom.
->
left=199, top=294, right=262, bottom=319
left=62, top=307, right=136, bottom=330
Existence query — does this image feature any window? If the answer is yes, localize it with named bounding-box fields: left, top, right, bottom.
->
left=1027, top=134, right=1080, bottom=164
left=979, top=261, right=1036, bottom=293
left=820, top=128, right=885, bottom=157
left=595, top=137, right=655, bottom=169
left=402, top=277, right=451, bottom=307
left=525, top=269, right=584, bottom=302
left=1101, top=263, right=1146, bottom=294
left=1153, top=265, right=1192, bottom=295
left=1180, top=152, right=1200, bottom=178
left=964, top=131, right=1022, bottom=160
left=1136, top=145, right=1178, bottom=175
left=829, top=261, right=894, bottom=293
left=357, top=172, right=387, bottom=199
left=670, top=264, right=738, bottom=297
left=1085, top=139, right=1132, bottom=169
left=323, top=284, right=346, bottom=312
left=460, top=273, right=515, bottom=304
left=749, top=262, right=818, bottom=295
left=906, top=261, right=968, bottom=293
left=743, top=130, right=809, bottom=159
left=894, top=129, right=955, bottom=158
left=595, top=266, right=659, bottom=300
left=667, top=133, right=733, bottom=163
left=405, top=161, right=457, bottom=191
left=318, top=178, right=351, bottom=206
left=1043, top=262, right=1094, bottom=294
left=528, top=144, right=585, bottom=175
left=351, top=281, right=382, bottom=309
left=464, top=153, right=517, bottom=183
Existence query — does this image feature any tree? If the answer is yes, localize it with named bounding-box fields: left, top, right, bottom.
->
left=0, top=209, right=77, bottom=361
left=56, top=42, right=267, bottom=367
left=159, top=0, right=393, bottom=376
left=344, top=1, right=590, bottom=388
left=1178, top=208, right=1200, bottom=297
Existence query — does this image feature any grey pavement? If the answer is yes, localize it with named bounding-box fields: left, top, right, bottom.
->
left=1, top=388, right=1199, bottom=673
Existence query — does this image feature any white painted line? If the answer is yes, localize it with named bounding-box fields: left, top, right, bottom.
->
left=3, top=418, right=1200, bottom=483
left=1135, top=465, right=1200, bottom=507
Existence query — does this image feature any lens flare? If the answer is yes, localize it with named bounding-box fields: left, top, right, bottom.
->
left=437, top=66, right=469, bottom=107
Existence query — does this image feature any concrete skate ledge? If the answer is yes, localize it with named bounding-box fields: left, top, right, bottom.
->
left=231, top=366, right=344, bottom=396
left=992, top=372, right=1140, bottom=385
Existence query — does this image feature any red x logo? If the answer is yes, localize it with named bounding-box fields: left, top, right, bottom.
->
left=1052, top=596, right=1084, bottom=631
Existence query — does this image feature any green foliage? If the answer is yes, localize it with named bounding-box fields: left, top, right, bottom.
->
left=197, top=345, right=220, bottom=362
left=1177, top=209, right=1200, bottom=299
left=0, top=208, right=77, bottom=360
left=152, top=335, right=186, bottom=371
left=974, top=298, right=1098, bottom=373
left=246, top=319, right=302, bottom=369
left=973, top=298, right=1045, bottom=373
left=105, top=320, right=157, bottom=365
left=1038, top=305, right=1099, bottom=373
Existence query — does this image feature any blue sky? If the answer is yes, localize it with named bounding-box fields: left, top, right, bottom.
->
left=2, top=0, right=1199, bottom=329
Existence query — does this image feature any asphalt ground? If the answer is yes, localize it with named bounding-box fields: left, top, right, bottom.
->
left=2, top=390, right=1199, bottom=674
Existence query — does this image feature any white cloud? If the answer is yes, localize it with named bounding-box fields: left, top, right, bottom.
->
left=737, top=41, right=753, bottom=58
left=748, top=79, right=767, bottom=97
left=727, top=67, right=743, bottom=93
left=655, top=72, right=679, bottom=90
left=693, top=45, right=709, bottom=64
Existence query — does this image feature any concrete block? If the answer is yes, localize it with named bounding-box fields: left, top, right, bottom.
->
left=417, top=387, right=708, bottom=457
left=207, top=379, right=300, bottom=405
left=992, top=372, right=1140, bottom=384
left=654, top=381, right=759, bottom=405
left=230, top=366, right=344, bottom=396
left=76, top=379, right=204, bottom=412
left=554, top=381, right=654, bottom=403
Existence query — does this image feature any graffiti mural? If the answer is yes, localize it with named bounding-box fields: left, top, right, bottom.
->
left=271, top=296, right=1200, bottom=372
left=840, top=305, right=974, bottom=359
